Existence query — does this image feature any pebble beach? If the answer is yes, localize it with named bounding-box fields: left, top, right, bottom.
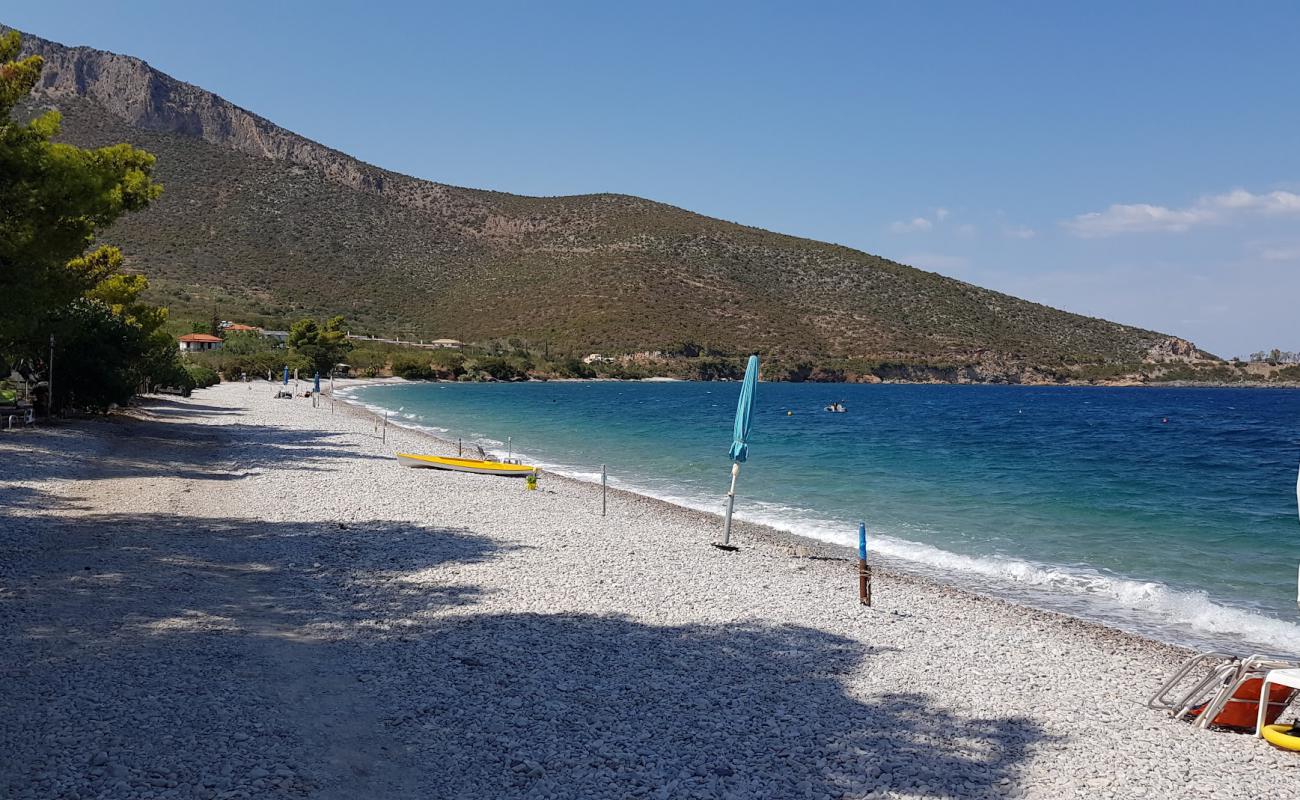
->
left=3, top=380, right=1298, bottom=799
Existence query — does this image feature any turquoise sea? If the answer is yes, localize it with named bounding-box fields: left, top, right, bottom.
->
left=343, top=381, right=1300, bottom=653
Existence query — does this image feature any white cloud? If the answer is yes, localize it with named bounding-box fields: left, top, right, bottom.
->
left=956, top=223, right=978, bottom=236
left=935, top=207, right=950, bottom=222
left=1003, top=225, right=1036, bottom=240
left=889, top=217, right=933, bottom=233
left=1062, top=188, right=1300, bottom=238
left=1206, top=189, right=1300, bottom=214
left=904, top=252, right=969, bottom=272
left=1062, top=203, right=1215, bottom=237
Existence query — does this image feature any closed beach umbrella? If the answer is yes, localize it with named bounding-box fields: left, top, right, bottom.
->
left=282, top=366, right=289, bottom=385
left=313, top=372, right=321, bottom=393
left=720, top=354, right=759, bottom=548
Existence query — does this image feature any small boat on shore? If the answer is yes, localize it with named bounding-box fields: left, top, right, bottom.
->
left=396, top=452, right=536, bottom=477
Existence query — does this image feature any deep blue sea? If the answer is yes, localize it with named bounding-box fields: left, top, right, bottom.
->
left=343, top=381, right=1300, bottom=653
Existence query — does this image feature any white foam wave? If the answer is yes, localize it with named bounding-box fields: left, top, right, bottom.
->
left=534, top=467, right=1300, bottom=654
left=336, top=391, right=1300, bottom=655
left=732, top=504, right=1300, bottom=654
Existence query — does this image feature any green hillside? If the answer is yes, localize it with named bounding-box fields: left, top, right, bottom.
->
left=10, top=26, right=1215, bottom=383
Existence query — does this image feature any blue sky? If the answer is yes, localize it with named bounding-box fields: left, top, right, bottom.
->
left=9, top=1, right=1299, bottom=356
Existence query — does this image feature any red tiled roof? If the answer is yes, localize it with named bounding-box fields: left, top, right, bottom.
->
left=224, top=323, right=260, bottom=331
left=179, top=333, right=223, bottom=343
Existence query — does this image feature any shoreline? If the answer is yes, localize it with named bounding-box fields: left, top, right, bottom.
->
left=354, top=375, right=1300, bottom=389
left=333, top=382, right=1188, bottom=655
left=332, top=379, right=1298, bottom=657
left=6, top=381, right=1298, bottom=798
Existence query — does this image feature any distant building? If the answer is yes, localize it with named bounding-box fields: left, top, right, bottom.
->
left=430, top=339, right=464, bottom=350
left=582, top=353, right=614, bottom=365
left=262, top=330, right=290, bottom=344
left=178, top=333, right=223, bottom=352
left=222, top=323, right=261, bottom=333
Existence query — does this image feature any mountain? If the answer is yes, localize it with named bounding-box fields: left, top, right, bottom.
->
left=8, top=26, right=1216, bottom=381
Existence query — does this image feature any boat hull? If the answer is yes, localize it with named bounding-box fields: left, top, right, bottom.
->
left=396, top=452, right=536, bottom=477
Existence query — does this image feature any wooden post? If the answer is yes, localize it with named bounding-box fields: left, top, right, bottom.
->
left=858, top=521, right=872, bottom=607
left=601, top=464, right=607, bottom=517
left=458, top=438, right=463, bottom=457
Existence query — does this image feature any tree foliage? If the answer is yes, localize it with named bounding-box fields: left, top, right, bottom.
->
left=0, top=30, right=170, bottom=411
left=288, top=315, right=352, bottom=376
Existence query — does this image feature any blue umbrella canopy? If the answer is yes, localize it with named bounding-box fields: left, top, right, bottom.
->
left=728, top=355, right=759, bottom=463
left=282, top=366, right=289, bottom=385
left=719, top=355, right=759, bottom=548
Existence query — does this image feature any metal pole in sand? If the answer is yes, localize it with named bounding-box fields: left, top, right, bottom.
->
left=720, top=462, right=741, bottom=547
left=858, top=521, right=872, bottom=607
left=458, top=438, right=463, bottom=457
left=46, top=335, right=54, bottom=419
left=508, top=436, right=512, bottom=462
left=601, top=464, right=607, bottom=516
left=383, top=411, right=388, bottom=444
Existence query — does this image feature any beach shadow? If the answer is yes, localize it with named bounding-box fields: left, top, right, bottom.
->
left=137, top=397, right=245, bottom=416
left=4, top=512, right=501, bottom=645
left=381, top=613, right=1042, bottom=799
left=0, top=484, right=90, bottom=512
left=5, top=413, right=385, bottom=487
left=2, top=507, right=1044, bottom=799
left=0, top=508, right=509, bottom=797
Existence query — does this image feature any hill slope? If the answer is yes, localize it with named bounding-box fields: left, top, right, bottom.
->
left=9, top=26, right=1207, bottom=379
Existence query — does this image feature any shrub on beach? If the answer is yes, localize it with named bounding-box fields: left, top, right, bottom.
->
left=187, top=350, right=309, bottom=382
left=182, top=363, right=220, bottom=390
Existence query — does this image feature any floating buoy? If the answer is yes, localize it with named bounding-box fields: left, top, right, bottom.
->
left=1162, top=418, right=1168, bottom=424
left=787, top=410, right=793, bottom=416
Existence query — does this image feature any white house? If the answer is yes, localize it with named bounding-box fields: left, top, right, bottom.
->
left=178, top=333, right=223, bottom=352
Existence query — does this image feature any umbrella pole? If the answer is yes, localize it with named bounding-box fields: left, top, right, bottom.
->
left=721, top=461, right=740, bottom=546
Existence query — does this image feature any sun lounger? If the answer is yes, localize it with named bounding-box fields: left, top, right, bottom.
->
left=5, top=406, right=34, bottom=429
left=1149, top=651, right=1300, bottom=731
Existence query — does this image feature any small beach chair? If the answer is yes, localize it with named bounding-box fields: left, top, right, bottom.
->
left=1148, top=651, right=1300, bottom=731
left=1256, top=668, right=1300, bottom=740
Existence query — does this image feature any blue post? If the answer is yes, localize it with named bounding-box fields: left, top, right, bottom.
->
left=858, top=521, right=872, bottom=606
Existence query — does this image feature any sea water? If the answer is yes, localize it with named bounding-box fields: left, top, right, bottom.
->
left=344, top=381, right=1300, bottom=653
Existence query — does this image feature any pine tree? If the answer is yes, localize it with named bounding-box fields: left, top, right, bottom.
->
left=1, top=30, right=168, bottom=410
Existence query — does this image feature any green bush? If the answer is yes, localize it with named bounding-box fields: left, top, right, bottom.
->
left=392, top=356, right=437, bottom=380
left=465, top=355, right=530, bottom=381
left=183, top=363, right=220, bottom=389
left=188, top=350, right=308, bottom=381
left=548, top=357, right=596, bottom=379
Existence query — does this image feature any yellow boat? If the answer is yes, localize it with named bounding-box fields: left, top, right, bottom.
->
left=396, top=452, right=536, bottom=477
